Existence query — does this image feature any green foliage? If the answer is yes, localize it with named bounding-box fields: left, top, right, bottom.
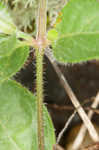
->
left=0, top=34, right=17, bottom=57
left=2, top=0, right=99, bottom=149
left=50, top=0, right=99, bottom=63
left=0, top=45, right=29, bottom=82
left=47, top=29, right=58, bottom=42
left=0, top=80, right=55, bottom=150
left=0, top=2, right=56, bottom=150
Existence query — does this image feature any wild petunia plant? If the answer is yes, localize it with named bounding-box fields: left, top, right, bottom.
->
left=0, top=0, right=99, bottom=150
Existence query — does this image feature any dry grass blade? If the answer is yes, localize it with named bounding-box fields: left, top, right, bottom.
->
left=71, top=92, right=99, bottom=150
left=56, top=111, right=76, bottom=144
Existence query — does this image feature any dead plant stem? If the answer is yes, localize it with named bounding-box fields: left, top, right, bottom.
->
left=56, top=111, right=76, bottom=144
left=72, top=92, right=99, bottom=150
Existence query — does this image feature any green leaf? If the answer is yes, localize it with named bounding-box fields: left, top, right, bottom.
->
left=52, top=0, right=99, bottom=63
left=47, top=29, right=58, bottom=42
left=0, top=46, right=29, bottom=82
left=0, top=2, right=16, bottom=34
left=0, top=34, right=17, bottom=57
left=0, top=79, right=56, bottom=150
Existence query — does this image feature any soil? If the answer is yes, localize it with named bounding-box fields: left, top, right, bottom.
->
left=14, top=51, right=99, bottom=149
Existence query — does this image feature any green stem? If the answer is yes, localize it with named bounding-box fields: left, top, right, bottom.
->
left=36, top=0, right=47, bottom=149
left=37, top=0, right=47, bottom=40
left=36, top=48, right=44, bottom=150
left=35, top=0, right=47, bottom=149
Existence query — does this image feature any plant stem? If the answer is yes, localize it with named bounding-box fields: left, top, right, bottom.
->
left=36, top=48, right=44, bottom=150
left=56, top=111, right=76, bottom=144
left=37, top=0, right=47, bottom=40
left=36, top=0, right=47, bottom=149
left=72, top=92, right=99, bottom=150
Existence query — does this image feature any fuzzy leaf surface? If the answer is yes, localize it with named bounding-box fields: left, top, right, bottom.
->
left=0, top=46, right=29, bottom=82
left=51, top=0, right=99, bottom=63
left=0, top=80, right=55, bottom=150
left=0, top=2, right=16, bottom=34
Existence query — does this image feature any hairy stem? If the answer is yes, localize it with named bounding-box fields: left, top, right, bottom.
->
left=36, top=0, right=47, bottom=149
left=36, top=48, right=44, bottom=150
